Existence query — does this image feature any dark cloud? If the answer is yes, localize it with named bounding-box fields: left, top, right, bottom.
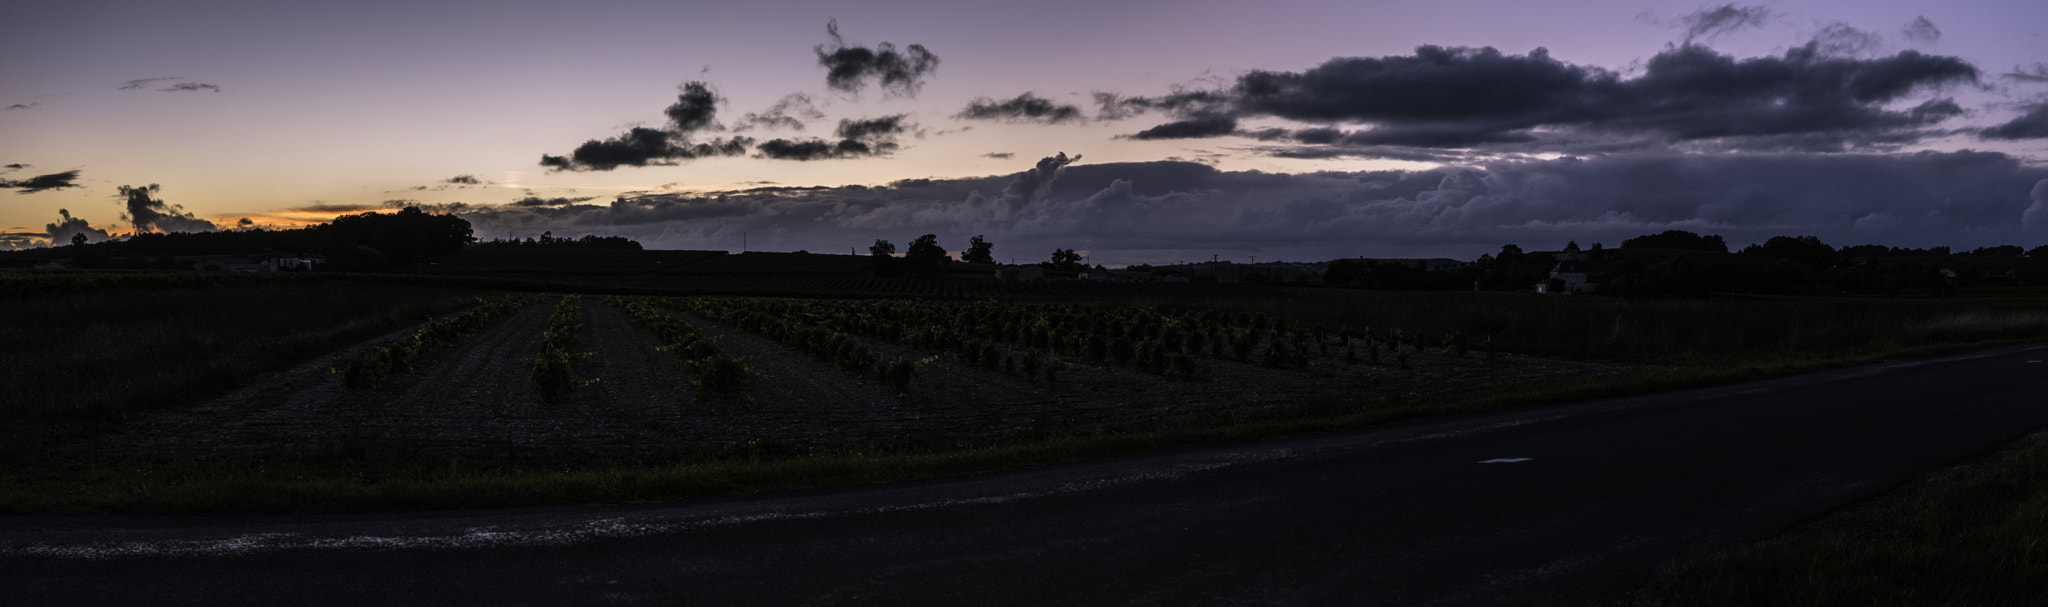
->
left=119, top=77, right=182, bottom=90
left=755, top=114, right=912, bottom=161
left=119, top=77, right=220, bottom=93
left=1982, top=102, right=2048, bottom=140
left=814, top=19, right=939, bottom=97
left=737, top=93, right=824, bottom=131
left=237, top=218, right=254, bottom=227
left=540, top=128, right=753, bottom=171
left=2007, top=63, right=2048, bottom=84
left=663, top=82, right=723, bottom=133
left=540, top=81, right=757, bottom=171
left=1676, top=4, right=1771, bottom=44
left=0, top=169, right=83, bottom=194
left=956, top=93, right=1084, bottom=124
left=3, top=164, right=25, bottom=169
left=119, top=184, right=218, bottom=233
left=1901, top=16, right=1941, bottom=43
left=1117, top=42, right=1979, bottom=152
left=983, top=152, right=1014, bottom=159
left=45, top=209, right=113, bottom=246
left=507, top=196, right=597, bottom=207
left=161, top=82, right=222, bottom=93
left=287, top=202, right=383, bottom=213
left=445, top=174, right=481, bottom=185
left=4, top=103, right=35, bottom=111
left=1124, top=114, right=1238, bottom=140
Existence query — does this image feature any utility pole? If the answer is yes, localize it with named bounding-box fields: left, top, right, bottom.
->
left=742, top=232, right=747, bottom=253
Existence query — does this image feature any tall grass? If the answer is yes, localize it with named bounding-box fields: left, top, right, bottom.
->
left=1649, top=432, right=2048, bottom=605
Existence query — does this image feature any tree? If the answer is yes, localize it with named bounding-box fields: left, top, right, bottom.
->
left=1620, top=230, right=1729, bottom=253
left=869, top=239, right=896, bottom=257
left=904, top=234, right=948, bottom=272
left=1741, top=235, right=1838, bottom=265
left=69, top=233, right=86, bottom=248
left=1497, top=244, right=1524, bottom=262
left=962, top=235, right=995, bottom=264
left=1046, top=248, right=1083, bottom=271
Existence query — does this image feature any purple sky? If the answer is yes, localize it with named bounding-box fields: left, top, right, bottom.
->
left=3, top=0, right=2046, bottom=264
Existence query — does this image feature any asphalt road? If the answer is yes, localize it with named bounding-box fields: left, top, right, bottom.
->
left=6, top=344, right=2047, bottom=606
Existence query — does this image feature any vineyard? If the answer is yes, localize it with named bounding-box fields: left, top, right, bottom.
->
left=74, top=293, right=1632, bottom=464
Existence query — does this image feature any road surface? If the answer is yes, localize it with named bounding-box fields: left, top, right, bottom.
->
left=6, top=343, right=2046, bottom=605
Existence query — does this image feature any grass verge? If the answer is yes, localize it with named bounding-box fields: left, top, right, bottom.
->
left=1641, top=430, right=2048, bottom=606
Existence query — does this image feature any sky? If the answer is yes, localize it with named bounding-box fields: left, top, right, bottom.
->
left=3, top=0, right=2046, bottom=265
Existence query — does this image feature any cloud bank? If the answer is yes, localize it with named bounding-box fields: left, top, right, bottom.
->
left=451, top=150, right=2048, bottom=264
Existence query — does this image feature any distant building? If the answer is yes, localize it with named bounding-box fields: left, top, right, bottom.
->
left=1536, top=242, right=1597, bottom=294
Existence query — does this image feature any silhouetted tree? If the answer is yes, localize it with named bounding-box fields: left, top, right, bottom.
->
left=904, top=234, right=948, bottom=273
left=1620, top=230, right=1728, bottom=253
left=1046, top=248, right=1083, bottom=271
left=962, top=234, right=994, bottom=264
left=1741, top=235, right=1838, bottom=265
left=869, top=239, right=896, bottom=257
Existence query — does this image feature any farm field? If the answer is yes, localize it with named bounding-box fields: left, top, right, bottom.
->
left=8, top=271, right=2048, bottom=514
left=78, top=295, right=1629, bottom=465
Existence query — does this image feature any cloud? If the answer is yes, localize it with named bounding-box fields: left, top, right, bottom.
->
left=1123, top=114, right=1238, bottom=139
left=1675, top=4, right=1771, bottom=44
left=237, top=218, right=254, bottom=227
left=45, top=209, right=113, bottom=246
left=1809, top=23, right=1885, bottom=58
left=662, top=81, right=723, bottom=133
left=1901, top=16, right=1941, bottom=43
left=539, top=82, right=757, bottom=171
left=755, top=114, right=913, bottom=161
left=540, top=128, right=753, bottom=172
left=956, top=93, right=1084, bottom=124
left=161, top=82, right=222, bottom=93
left=814, top=19, right=939, bottom=97
left=285, top=202, right=383, bottom=213
left=2025, top=179, right=2048, bottom=231
left=1111, top=42, right=1980, bottom=153
left=119, top=184, right=219, bottom=233
left=439, top=150, right=2048, bottom=263
left=119, top=77, right=182, bottom=90
left=982, top=152, right=1014, bottom=159
left=2007, top=63, right=2048, bottom=84
left=119, top=77, right=221, bottom=93
left=1983, top=102, right=2048, bottom=140
left=4, top=103, right=35, bottom=111
left=737, top=93, right=825, bottom=131
left=0, top=169, right=83, bottom=194
left=992, top=152, right=1081, bottom=212
left=507, top=195, right=597, bottom=207
left=446, top=174, right=482, bottom=185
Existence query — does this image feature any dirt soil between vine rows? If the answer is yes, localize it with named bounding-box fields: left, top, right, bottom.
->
left=87, top=298, right=1641, bottom=464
